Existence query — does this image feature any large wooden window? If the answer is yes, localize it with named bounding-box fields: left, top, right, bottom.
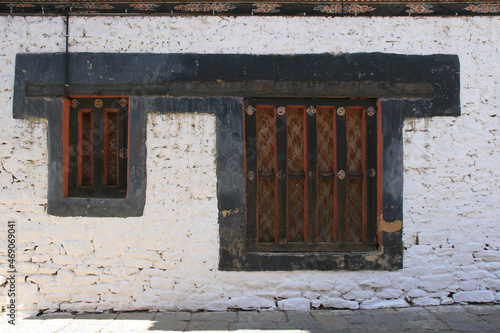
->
left=244, top=98, right=380, bottom=252
left=63, top=97, right=128, bottom=198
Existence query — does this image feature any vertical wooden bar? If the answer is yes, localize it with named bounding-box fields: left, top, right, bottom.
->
left=317, top=107, right=335, bottom=243
left=256, top=106, right=276, bottom=243
left=366, top=103, right=378, bottom=245
left=276, top=105, right=287, bottom=245
left=78, top=109, right=93, bottom=187
left=93, top=105, right=104, bottom=189
left=118, top=105, right=128, bottom=192
left=336, top=106, right=347, bottom=244
left=306, top=106, right=317, bottom=244
left=244, top=102, right=258, bottom=246
left=68, top=100, right=79, bottom=193
left=62, top=99, right=70, bottom=197
left=286, top=106, right=305, bottom=243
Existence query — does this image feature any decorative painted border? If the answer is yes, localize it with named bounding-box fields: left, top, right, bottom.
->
left=1, top=2, right=499, bottom=16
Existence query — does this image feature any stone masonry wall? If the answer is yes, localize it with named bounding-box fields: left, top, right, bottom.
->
left=0, top=15, right=499, bottom=316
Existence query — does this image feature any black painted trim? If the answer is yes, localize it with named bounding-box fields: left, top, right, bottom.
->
left=1, top=2, right=499, bottom=17
left=13, top=52, right=460, bottom=269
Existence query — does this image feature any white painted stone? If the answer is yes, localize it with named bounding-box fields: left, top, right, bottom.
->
left=52, top=255, right=85, bottom=266
left=474, top=251, right=500, bottom=263
left=419, top=274, right=454, bottom=292
left=311, top=299, right=322, bottom=308
left=321, top=297, right=359, bottom=309
left=71, top=293, right=100, bottom=303
left=16, top=283, right=38, bottom=295
left=60, top=302, right=97, bottom=313
left=479, top=278, right=500, bottom=290
left=110, top=281, right=144, bottom=295
left=16, top=262, right=39, bottom=275
left=360, top=297, right=409, bottom=310
left=277, top=298, right=310, bottom=311
left=73, top=276, right=100, bottom=286
left=310, top=281, right=333, bottom=291
left=73, top=266, right=103, bottom=276
left=458, top=280, right=478, bottom=291
left=56, top=270, right=75, bottom=287
left=150, top=277, right=175, bottom=290
left=62, top=240, right=94, bottom=257
left=26, top=274, right=55, bottom=284
left=45, top=293, right=71, bottom=303
left=376, top=288, right=404, bottom=300
left=441, top=297, right=454, bottom=305
left=411, top=297, right=441, bottom=306
left=343, top=290, right=375, bottom=302
left=123, top=258, right=153, bottom=269
left=453, top=290, right=495, bottom=303
left=227, top=297, right=275, bottom=310
left=38, top=265, right=59, bottom=275
left=407, top=289, right=427, bottom=298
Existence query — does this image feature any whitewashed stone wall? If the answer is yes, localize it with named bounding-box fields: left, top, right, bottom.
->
left=0, top=15, right=499, bottom=316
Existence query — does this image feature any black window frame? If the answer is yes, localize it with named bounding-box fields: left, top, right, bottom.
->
left=64, top=96, right=129, bottom=198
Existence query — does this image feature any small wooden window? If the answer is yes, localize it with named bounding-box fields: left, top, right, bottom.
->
left=244, top=98, right=380, bottom=252
left=64, top=97, right=128, bottom=198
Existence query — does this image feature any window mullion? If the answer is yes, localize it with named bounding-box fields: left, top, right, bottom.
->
left=93, top=107, right=104, bottom=189
left=244, top=104, right=258, bottom=246
left=118, top=107, right=128, bottom=191
left=365, top=104, right=378, bottom=245
left=336, top=106, right=347, bottom=244
left=306, top=106, right=317, bottom=244
left=68, top=107, right=79, bottom=192
left=276, top=105, right=287, bottom=244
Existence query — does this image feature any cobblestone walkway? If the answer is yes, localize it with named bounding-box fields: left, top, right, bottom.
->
left=1, top=304, right=499, bottom=332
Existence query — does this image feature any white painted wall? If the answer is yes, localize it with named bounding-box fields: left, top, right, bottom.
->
left=0, top=15, right=499, bottom=315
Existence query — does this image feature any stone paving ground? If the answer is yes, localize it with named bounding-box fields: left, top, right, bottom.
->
left=0, top=304, right=499, bottom=332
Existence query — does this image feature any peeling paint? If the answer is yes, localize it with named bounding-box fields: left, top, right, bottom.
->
left=221, top=208, right=239, bottom=217
left=379, top=214, right=402, bottom=233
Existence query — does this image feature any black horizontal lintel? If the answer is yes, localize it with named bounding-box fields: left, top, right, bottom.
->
left=25, top=80, right=434, bottom=99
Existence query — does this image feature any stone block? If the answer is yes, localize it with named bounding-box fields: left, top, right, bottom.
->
left=479, top=278, right=500, bottom=290
left=16, top=262, right=39, bottom=275
left=38, top=264, right=59, bottom=275
left=52, top=255, right=84, bottom=266
left=474, top=251, right=500, bottom=262
left=343, top=290, right=375, bottom=302
left=74, top=266, right=103, bottom=276
left=376, top=288, right=404, bottom=299
left=419, top=274, right=454, bottom=292
left=408, top=289, right=427, bottom=298
left=227, top=297, right=275, bottom=310
left=45, top=292, right=71, bottom=303
left=26, top=274, right=55, bottom=284
left=321, top=297, right=359, bottom=309
left=360, top=297, right=409, bottom=310
left=16, top=282, right=38, bottom=295
left=73, top=275, right=100, bottom=286
left=110, top=281, right=144, bottom=295
left=60, top=302, right=97, bottom=312
left=453, top=290, right=495, bottom=303
left=123, top=258, right=153, bottom=269
left=411, top=296, right=441, bottom=306
left=277, top=298, right=310, bottom=311
left=62, top=240, right=94, bottom=257
left=56, top=269, right=75, bottom=286
left=71, top=293, right=100, bottom=303
left=417, top=231, right=448, bottom=245
left=150, top=277, right=175, bottom=290
left=310, top=281, right=333, bottom=291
